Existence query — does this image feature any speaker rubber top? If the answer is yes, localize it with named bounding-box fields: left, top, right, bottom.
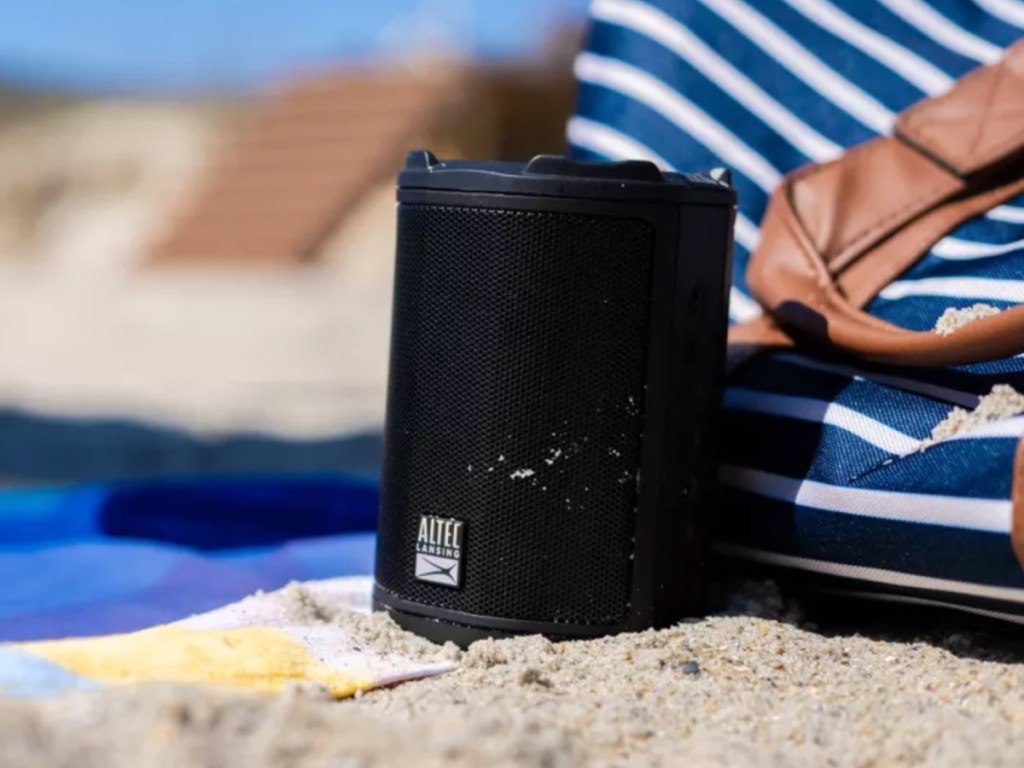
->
left=397, top=150, right=735, bottom=206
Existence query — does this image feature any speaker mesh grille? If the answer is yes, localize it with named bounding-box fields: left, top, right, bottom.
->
left=377, top=203, right=654, bottom=626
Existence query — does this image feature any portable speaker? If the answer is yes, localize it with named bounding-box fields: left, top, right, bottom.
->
left=373, top=150, right=735, bottom=645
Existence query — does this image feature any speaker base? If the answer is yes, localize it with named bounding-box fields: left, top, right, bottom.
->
left=372, top=583, right=641, bottom=647
left=375, top=603, right=519, bottom=647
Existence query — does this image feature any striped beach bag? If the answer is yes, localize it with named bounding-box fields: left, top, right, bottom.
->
left=570, top=0, right=1024, bottom=624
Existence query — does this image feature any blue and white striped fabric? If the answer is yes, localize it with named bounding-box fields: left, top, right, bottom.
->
left=570, top=0, right=1024, bottom=623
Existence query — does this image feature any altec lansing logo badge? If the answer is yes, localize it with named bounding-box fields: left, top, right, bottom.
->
left=415, top=515, right=465, bottom=588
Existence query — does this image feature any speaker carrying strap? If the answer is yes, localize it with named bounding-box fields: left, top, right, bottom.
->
left=742, top=37, right=1024, bottom=368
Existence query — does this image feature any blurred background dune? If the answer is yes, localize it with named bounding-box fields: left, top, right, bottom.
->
left=0, top=0, right=587, bottom=482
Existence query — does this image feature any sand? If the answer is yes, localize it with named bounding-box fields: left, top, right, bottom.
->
left=921, top=384, right=1024, bottom=451
left=933, top=304, right=1001, bottom=336
left=3, top=581, right=1024, bottom=768
left=0, top=264, right=393, bottom=441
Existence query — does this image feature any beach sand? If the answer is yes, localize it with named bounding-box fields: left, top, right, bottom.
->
left=4, top=581, right=1023, bottom=768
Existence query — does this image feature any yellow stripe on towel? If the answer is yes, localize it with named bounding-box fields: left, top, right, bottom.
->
left=15, top=625, right=370, bottom=697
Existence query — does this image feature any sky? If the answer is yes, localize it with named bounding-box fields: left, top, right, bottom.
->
left=0, top=0, right=590, bottom=93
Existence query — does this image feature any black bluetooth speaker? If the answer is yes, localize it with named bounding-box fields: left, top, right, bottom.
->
left=373, top=150, right=735, bottom=645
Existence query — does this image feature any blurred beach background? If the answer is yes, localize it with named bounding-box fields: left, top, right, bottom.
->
left=0, top=0, right=588, bottom=484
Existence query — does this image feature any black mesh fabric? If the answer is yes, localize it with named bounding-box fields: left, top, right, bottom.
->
left=376, top=203, right=654, bottom=626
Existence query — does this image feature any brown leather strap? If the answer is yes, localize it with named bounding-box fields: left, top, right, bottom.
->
left=746, top=38, right=1024, bottom=367
left=897, top=47, right=1024, bottom=176
left=727, top=316, right=792, bottom=348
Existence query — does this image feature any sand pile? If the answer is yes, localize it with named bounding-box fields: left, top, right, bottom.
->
left=921, top=384, right=1024, bottom=451
left=3, top=582, right=1023, bottom=768
left=933, top=304, right=1002, bottom=336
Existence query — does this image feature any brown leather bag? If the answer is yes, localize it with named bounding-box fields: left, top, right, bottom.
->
left=733, top=37, right=1024, bottom=368
left=730, top=38, right=1024, bottom=568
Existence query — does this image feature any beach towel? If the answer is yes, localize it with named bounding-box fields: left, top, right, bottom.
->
left=1, top=576, right=452, bottom=699
left=0, top=476, right=378, bottom=641
left=571, top=0, right=1024, bottom=623
left=0, top=476, right=453, bottom=699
